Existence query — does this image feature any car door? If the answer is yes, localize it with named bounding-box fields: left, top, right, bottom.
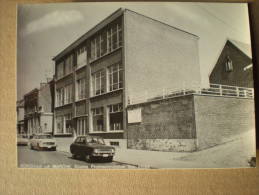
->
left=71, top=137, right=81, bottom=155
left=78, top=137, right=86, bottom=156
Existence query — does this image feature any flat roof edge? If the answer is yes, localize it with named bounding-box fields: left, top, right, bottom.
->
left=52, top=8, right=124, bottom=61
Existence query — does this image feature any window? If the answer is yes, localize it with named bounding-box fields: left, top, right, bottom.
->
left=77, top=46, right=87, bottom=68
left=108, top=63, right=123, bottom=91
left=65, top=55, right=73, bottom=75
left=76, top=78, right=86, bottom=100
left=90, top=22, right=122, bottom=61
left=56, top=88, right=64, bottom=107
left=64, top=84, right=73, bottom=104
left=77, top=117, right=87, bottom=135
left=92, top=107, right=104, bottom=131
left=56, top=62, right=64, bottom=79
left=107, top=23, right=122, bottom=53
left=65, top=113, right=72, bottom=134
left=110, top=141, right=119, bottom=146
left=92, top=70, right=105, bottom=96
left=225, top=56, right=233, bottom=72
left=108, top=103, right=123, bottom=131
left=56, top=116, right=64, bottom=134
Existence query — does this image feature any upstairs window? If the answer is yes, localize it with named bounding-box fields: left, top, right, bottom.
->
left=225, top=56, right=233, bottom=72
left=56, top=88, right=64, bottom=107
left=107, top=23, right=122, bottom=53
left=90, top=22, right=122, bottom=61
left=77, top=46, right=87, bottom=68
left=108, top=63, right=123, bottom=92
left=56, top=62, right=64, bottom=79
left=76, top=78, right=86, bottom=100
left=64, top=84, right=73, bottom=104
left=92, top=70, right=105, bottom=96
left=65, top=55, right=73, bottom=75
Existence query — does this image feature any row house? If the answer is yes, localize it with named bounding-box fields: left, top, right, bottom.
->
left=52, top=8, right=201, bottom=147
left=24, top=80, right=54, bottom=135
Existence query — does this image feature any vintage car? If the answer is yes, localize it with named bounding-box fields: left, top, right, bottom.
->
left=29, top=134, right=57, bottom=151
left=17, top=134, right=29, bottom=146
left=70, top=135, right=115, bottom=162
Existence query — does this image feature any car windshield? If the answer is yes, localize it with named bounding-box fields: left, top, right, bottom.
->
left=87, top=137, right=105, bottom=145
left=36, top=135, right=52, bottom=139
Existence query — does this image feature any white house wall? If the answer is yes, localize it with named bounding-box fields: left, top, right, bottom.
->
left=124, top=10, right=202, bottom=102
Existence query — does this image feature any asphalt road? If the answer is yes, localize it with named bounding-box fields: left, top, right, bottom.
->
left=17, top=146, right=136, bottom=169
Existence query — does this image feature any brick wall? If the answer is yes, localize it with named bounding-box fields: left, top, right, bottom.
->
left=127, top=95, right=197, bottom=151
left=194, top=95, right=255, bottom=150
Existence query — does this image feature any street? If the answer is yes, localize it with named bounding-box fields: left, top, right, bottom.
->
left=17, top=146, right=137, bottom=169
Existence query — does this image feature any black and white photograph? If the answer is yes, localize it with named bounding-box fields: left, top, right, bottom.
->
left=17, top=2, right=256, bottom=169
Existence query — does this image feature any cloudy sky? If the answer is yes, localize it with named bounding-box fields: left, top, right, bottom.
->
left=17, top=2, right=251, bottom=100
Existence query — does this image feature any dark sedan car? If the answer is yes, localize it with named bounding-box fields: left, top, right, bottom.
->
left=70, top=135, right=115, bottom=162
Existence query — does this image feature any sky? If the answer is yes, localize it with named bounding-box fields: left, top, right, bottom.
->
left=17, top=2, right=251, bottom=100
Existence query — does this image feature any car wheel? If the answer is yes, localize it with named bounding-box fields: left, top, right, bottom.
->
left=85, top=154, right=92, bottom=163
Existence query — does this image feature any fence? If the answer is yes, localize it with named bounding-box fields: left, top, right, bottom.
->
left=128, top=83, right=254, bottom=105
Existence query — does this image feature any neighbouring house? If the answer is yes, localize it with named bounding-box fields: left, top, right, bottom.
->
left=52, top=8, right=201, bottom=148
left=24, top=80, right=54, bottom=135
left=17, top=99, right=25, bottom=134
left=209, top=39, right=253, bottom=88
left=126, top=39, right=255, bottom=152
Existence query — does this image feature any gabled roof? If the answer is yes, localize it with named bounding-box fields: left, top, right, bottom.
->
left=229, top=39, right=252, bottom=59
left=208, top=39, right=252, bottom=77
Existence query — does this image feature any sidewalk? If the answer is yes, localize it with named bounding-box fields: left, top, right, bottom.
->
left=55, top=130, right=255, bottom=169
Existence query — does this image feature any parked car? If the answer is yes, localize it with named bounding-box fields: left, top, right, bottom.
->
left=29, top=134, right=57, bottom=151
left=70, top=135, right=115, bottom=162
left=17, top=134, right=28, bottom=146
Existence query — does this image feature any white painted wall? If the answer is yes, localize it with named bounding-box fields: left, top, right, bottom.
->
left=124, top=10, right=202, bottom=103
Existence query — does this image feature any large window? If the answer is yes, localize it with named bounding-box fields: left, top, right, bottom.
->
left=107, top=23, right=122, bottom=53
left=92, top=107, right=104, bottom=131
left=90, top=22, right=122, bottom=61
left=76, top=78, right=86, bottom=100
left=77, top=46, right=87, bottom=68
left=64, top=84, right=73, bottom=104
left=56, top=62, right=64, bottom=79
left=65, top=55, right=73, bottom=75
left=108, top=63, right=123, bottom=92
left=77, top=117, right=87, bottom=135
left=56, top=88, right=64, bottom=107
left=92, top=70, right=105, bottom=96
left=109, top=103, right=123, bottom=131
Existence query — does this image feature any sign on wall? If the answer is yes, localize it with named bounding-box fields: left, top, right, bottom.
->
left=128, top=107, right=142, bottom=123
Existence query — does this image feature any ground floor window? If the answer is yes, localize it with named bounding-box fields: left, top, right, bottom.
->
left=56, top=116, right=64, bottom=134
left=92, top=107, right=104, bottom=131
left=65, top=113, right=72, bottom=134
left=109, top=103, right=123, bottom=131
left=77, top=117, right=87, bottom=135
